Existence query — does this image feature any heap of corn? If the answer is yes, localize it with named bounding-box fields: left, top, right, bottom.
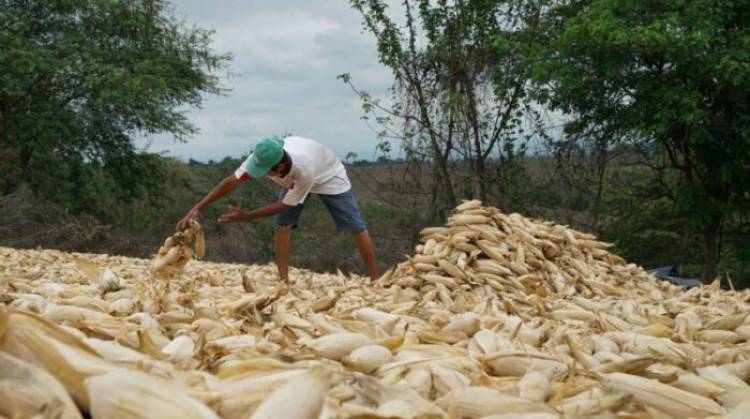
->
left=2, top=200, right=750, bottom=419
left=152, top=219, right=205, bottom=274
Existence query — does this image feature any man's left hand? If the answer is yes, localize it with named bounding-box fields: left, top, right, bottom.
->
left=218, top=205, right=251, bottom=224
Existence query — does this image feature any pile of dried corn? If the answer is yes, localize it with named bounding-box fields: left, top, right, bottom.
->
left=2, top=200, right=750, bottom=419
left=152, top=219, right=205, bottom=274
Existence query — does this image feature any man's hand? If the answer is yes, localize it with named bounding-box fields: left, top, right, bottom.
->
left=218, top=205, right=252, bottom=224
left=176, top=175, right=245, bottom=230
left=177, top=207, right=200, bottom=230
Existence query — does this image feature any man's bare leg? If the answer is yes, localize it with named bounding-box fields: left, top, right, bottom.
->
left=352, top=230, right=379, bottom=281
left=275, top=225, right=292, bottom=281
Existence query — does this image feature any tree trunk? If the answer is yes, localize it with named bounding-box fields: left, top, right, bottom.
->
left=591, top=144, right=608, bottom=229
left=414, top=87, right=456, bottom=208
left=460, top=74, right=488, bottom=203
left=702, top=216, right=721, bottom=283
left=469, top=92, right=488, bottom=203
left=475, top=154, right=487, bottom=203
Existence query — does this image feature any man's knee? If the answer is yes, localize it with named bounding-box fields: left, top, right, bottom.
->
left=275, top=224, right=293, bottom=238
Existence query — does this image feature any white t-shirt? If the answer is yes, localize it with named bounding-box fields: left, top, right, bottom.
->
left=234, top=136, right=351, bottom=206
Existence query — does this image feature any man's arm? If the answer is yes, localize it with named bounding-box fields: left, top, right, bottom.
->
left=177, top=174, right=246, bottom=229
left=218, top=201, right=292, bottom=224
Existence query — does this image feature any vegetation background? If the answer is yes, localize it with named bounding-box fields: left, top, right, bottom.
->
left=1, top=0, right=748, bottom=286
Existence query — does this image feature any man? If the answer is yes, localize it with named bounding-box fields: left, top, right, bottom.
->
left=177, top=136, right=379, bottom=281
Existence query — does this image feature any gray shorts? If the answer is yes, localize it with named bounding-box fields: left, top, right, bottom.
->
left=276, top=189, right=367, bottom=234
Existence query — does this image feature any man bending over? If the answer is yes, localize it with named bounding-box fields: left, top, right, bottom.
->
left=177, top=136, right=379, bottom=281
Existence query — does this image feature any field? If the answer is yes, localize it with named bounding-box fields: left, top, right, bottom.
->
left=3, top=1, right=750, bottom=418
left=3, top=201, right=750, bottom=418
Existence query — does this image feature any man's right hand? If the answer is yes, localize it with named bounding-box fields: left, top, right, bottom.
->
left=175, top=174, right=244, bottom=230
left=177, top=207, right=200, bottom=230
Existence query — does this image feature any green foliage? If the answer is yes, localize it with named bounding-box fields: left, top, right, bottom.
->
left=597, top=165, right=699, bottom=267
left=532, top=0, right=750, bottom=280
left=0, top=0, right=229, bottom=216
left=592, top=163, right=750, bottom=286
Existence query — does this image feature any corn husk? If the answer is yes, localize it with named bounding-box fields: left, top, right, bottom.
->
left=556, top=388, right=628, bottom=417
left=343, top=344, right=393, bottom=373
left=377, top=399, right=418, bottom=418
left=0, top=351, right=82, bottom=419
left=442, top=312, right=480, bottom=337
left=0, top=306, right=115, bottom=410
left=152, top=220, right=203, bottom=274
left=518, top=370, right=550, bottom=402
left=437, top=386, right=555, bottom=417
left=405, top=368, right=433, bottom=398
left=355, top=374, right=446, bottom=417
left=86, top=370, right=218, bottom=419
left=3, top=200, right=750, bottom=418
left=249, top=367, right=331, bottom=419
left=97, top=268, right=121, bottom=294
left=600, top=372, right=725, bottom=417
left=215, top=369, right=309, bottom=419
left=727, top=401, right=750, bottom=419
left=479, top=414, right=560, bottom=419
left=482, top=351, right=567, bottom=376
left=431, top=365, right=470, bottom=396
left=304, top=333, right=370, bottom=360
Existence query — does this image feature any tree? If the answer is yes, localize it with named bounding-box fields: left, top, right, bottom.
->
left=345, top=0, right=546, bottom=216
left=533, top=0, right=750, bottom=281
left=0, top=0, right=228, bottom=216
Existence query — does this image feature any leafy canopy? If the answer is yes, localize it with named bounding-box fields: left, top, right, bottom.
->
left=532, top=0, right=750, bottom=278
left=0, top=0, right=229, bottom=217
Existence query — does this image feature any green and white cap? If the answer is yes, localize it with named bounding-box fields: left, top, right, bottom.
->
left=246, top=138, right=285, bottom=177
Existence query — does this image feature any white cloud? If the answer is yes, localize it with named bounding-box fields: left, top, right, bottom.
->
left=139, top=0, right=402, bottom=162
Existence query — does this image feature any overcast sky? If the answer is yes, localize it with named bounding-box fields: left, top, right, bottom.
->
left=137, top=1, right=398, bottom=162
